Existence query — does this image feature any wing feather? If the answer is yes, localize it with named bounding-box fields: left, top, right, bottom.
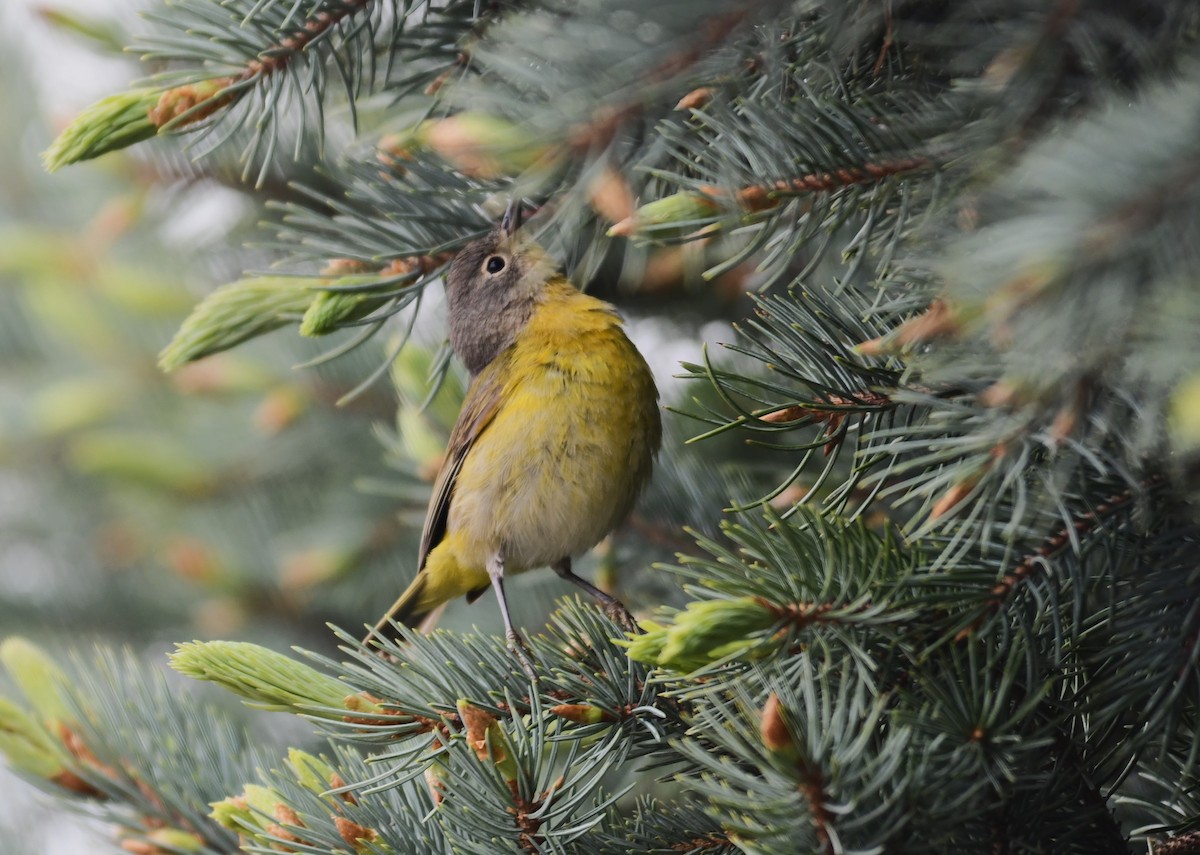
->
left=416, top=355, right=509, bottom=569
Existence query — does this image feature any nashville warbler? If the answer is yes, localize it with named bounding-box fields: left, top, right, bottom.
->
left=365, top=203, right=661, bottom=663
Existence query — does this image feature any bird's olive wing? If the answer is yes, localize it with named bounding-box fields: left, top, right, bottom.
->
left=416, top=356, right=508, bottom=569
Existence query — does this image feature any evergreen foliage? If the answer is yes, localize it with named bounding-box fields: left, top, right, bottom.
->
left=5, top=0, right=1200, bottom=852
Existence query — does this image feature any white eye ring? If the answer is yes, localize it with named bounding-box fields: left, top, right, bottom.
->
left=484, top=255, right=507, bottom=275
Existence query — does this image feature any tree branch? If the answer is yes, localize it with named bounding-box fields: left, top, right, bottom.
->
left=957, top=475, right=1167, bottom=641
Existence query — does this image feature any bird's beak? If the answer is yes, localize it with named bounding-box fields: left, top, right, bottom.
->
left=501, top=199, right=523, bottom=236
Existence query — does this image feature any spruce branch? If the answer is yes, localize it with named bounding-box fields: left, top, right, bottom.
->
left=557, top=5, right=758, bottom=155
left=758, top=693, right=834, bottom=855
left=677, top=660, right=914, bottom=852
left=237, top=1, right=374, bottom=82
left=23, top=1, right=1200, bottom=850
left=625, top=34, right=949, bottom=286
left=626, top=509, right=919, bottom=676
left=46, top=0, right=495, bottom=177
left=611, top=156, right=932, bottom=238
left=0, top=640, right=287, bottom=853
left=593, top=797, right=739, bottom=855
left=211, top=759, right=401, bottom=854
left=212, top=744, right=446, bottom=853
left=954, top=475, right=1168, bottom=642
left=461, top=0, right=764, bottom=151
left=170, top=640, right=357, bottom=713
left=908, top=59, right=1200, bottom=514
left=42, top=88, right=163, bottom=172
left=312, top=603, right=682, bottom=764
left=678, top=284, right=912, bottom=517
left=710, top=155, right=932, bottom=214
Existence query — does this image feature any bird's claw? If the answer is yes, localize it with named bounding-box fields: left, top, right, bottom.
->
left=604, top=601, right=641, bottom=635
left=507, top=630, right=539, bottom=681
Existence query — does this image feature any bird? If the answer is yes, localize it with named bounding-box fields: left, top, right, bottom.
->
left=364, top=202, right=661, bottom=668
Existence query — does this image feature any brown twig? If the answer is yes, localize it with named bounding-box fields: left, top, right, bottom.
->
left=670, top=833, right=732, bottom=852
left=243, top=3, right=373, bottom=78
left=509, top=778, right=564, bottom=853
left=764, top=599, right=846, bottom=629
left=1153, top=831, right=1200, bottom=855
left=760, top=390, right=894, bottom=455
left=872, top=1, right=894, bottom=79
left=760, top=391, right=893, bottom=426
left=796, top=756, right=835, bottom=855
left=151, top=2, right=374, bottom=130
left=956, top=475, right=1166, bottom=641
left=989, top=803, right=1009, bottom=855
left=701, top=156, right=930, bottom=213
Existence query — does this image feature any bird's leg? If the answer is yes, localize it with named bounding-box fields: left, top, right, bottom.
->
left=552, top=557, right=640, bottom=633
left=487, top=551, right=538, bottom=679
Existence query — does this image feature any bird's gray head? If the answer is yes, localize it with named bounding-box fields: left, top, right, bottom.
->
left=444, top=203, right=555, bottom=375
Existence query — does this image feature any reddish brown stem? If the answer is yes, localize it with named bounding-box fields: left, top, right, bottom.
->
left=872, top=1, right=894, bottom=78
left=702, top=156, right=930, bottom=212
left=243, top=2, right=373, bottom=79
left=760, top=390, right=893, bottom=426
left=1154, top=831, right=1200, bottom=855
left=670, top=834, right=731, bottom=852
left=796, top=757, right=835, bottom=855
left=152, top=2, right=375, bottom=130
left=956, top=476, right=1166, bottom=641
left=764, top=599, right=833, bottom=626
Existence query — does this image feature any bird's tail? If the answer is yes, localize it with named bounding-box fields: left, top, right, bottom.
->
left=363, top=541, right=487, bottom=647
left=363, top=573, right=446, bottom=647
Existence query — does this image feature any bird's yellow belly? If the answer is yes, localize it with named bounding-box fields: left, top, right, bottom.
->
left=446, top=332, right=656, bottom=574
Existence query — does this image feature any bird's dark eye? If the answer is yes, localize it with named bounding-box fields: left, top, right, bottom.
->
left=485, top=256, right=506, bottom=274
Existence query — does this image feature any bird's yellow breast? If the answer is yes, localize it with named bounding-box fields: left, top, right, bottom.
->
left=444, top=279, right=660, bottom=575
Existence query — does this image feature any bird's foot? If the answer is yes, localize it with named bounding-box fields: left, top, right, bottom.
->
left=603, top=600, right=641, bottom=635
left=507, top=630, right=539, bottom=681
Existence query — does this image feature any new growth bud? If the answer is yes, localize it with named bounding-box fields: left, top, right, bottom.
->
left=0, top=698, right=66, bottom=780
left=607, top=192, right=719, bottom=239
left=42, top=88, right=162, bottom=173
left=0, top=638, right=74, bottom=724
left=456, top=700, right=518, bottom=783
left=299, top=275, right=388, bottom=337
left=760, top=693, right=795, bottom=755
left=419, top=113, right=556, bottom=178
left=623, top=599, right=778, bottom=672
left=549, top=704, right=615, bottom=725
left=170, top=641, right=350, bottom=713
left=147, top=78, right=235, bottom=130
left=158, top=277, right=315, bottom=372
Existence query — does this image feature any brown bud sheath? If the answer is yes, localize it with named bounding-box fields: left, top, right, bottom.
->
left=588, top=164, right=636, bottom=223
left=334, top=816, right=378, bottom=847
left=329, top=773, right=357, bottom=804
left=760, top=406, right=807, bottom=424
left=761, top=693, right=793, bottom=753
left=676, top=86, right=716, bottom=111
left=457, top=702, right=498, bottom=760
